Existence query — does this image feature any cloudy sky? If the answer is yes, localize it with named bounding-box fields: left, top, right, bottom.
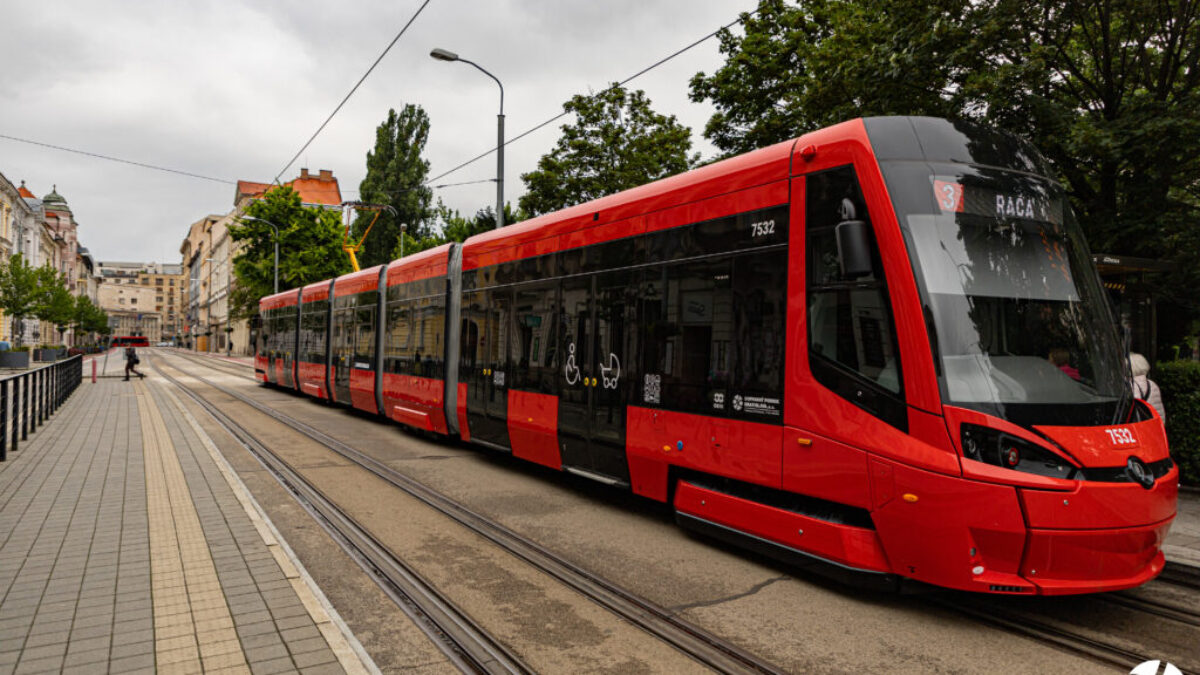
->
left=0, top=0, right=758, bottom=265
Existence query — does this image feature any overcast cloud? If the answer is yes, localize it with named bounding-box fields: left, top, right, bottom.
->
left=0, top=1, right=757, bottom=265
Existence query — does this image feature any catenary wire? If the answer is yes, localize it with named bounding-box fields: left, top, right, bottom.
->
left=271, top=0, right=434, bottom=186
left=423, top=10, right=753, bottom=186
left=1, top=9, right=746, bottom=199
left=0, top=133, right=235, bottom=185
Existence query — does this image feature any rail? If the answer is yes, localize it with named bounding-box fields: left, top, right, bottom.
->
left=0, top=355, right=84, bottom=462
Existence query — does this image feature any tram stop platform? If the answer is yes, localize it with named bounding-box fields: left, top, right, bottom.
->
left=0, top=357, right=374, bottom=674
left=1, top=351, right=1199, bottom=673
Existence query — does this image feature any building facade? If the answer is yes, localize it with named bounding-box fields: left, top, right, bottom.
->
left=97, top=282, right=160, bottom=342
left=180, top=168, right=342, bottom=356
left=97, top=261, right=184, bottom=344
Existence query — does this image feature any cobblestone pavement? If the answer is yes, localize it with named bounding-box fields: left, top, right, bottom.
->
left=0, top=369, right=374, bottom=674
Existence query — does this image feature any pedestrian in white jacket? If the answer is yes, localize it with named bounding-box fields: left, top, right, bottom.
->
left=1129, top=352, right=1166, bottom=421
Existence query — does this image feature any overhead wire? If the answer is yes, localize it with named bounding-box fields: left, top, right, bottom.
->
left=424, top=10, right=752, bottom=186
left=271, top=0, right=434, bottom=186
left=0, top=133, right=235, bottom=185
left=1, top=7, right=748, bottom=203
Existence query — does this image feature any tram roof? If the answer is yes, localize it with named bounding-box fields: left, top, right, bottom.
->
left=259, top=287, right=299, bottom=310
left=460, top=135, right=800, bottom=266
left=386, top=243, right=451, bottom=286
left=333, top=264, right=384, bottom=296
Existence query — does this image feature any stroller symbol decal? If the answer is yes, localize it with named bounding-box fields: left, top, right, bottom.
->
left=600, top=353, right=620, bottom=389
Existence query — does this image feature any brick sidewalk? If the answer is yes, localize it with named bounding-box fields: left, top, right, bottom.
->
left=0, top=372, right=372, bottom=674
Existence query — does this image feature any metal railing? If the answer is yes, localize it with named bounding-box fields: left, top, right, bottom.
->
left=0, top=355, right=84, bottom=462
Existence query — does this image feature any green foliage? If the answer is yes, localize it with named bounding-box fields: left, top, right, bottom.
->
left=41, top=275, right=76, bottom=331
left=0, top=254, right=46, bottom=345
left=391, top=201, right=519, bottom=261
left=73, top=295, right=109, bottom=336
left=691, top=0, right=1200, bottom=336
left=355, top=105, right=434, bottom=268
left=229, top=186, right=351, bottom=319
left=519, top=84, right=699, bottom=217
left=1157, top=360, right=1200, bottom=485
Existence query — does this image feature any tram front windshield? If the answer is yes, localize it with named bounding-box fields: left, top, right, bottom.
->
left=881, top=162, right=1127, bottom=427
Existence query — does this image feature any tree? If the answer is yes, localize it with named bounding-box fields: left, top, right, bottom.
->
left=39, top=271, right=76, bottom=340
left=390, top=201, right=519, bottom=260
left=228, top=185, right=350, bottom=319
left=519, top=85, right=700, bottom=217
left=72, top=295, right=109, bottom=343
left=690, top=0, right=1200, bottom=346
left=355, top=105, right=434, bottom=268
left=0, top=254, right=48, bottom=347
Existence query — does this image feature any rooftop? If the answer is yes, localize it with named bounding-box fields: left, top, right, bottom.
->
left=235, top=168, right=342, bottom=207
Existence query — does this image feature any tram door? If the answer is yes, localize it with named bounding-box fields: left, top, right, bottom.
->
left=558, top=274, right=632, bottom=483
left=463, top=289, right=511, bottom=448
left=331, top=307, right=353, bottom=403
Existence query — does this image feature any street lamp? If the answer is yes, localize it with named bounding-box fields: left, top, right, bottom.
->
left=237, top=216, right=281, bottom=293
left=430, top=47, right=504, bottom=229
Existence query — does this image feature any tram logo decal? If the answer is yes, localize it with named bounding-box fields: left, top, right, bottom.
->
left=600, top=353, right=620, bottom=389
left=564, top=343, right=581, bottom=385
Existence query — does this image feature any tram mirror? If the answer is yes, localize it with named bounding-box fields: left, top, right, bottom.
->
left=835, top=219, right=873, bottom=278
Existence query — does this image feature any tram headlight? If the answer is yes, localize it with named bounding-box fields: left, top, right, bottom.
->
left=960, top=424, right=1077, bottom=479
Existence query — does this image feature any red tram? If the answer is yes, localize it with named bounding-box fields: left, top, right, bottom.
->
left=256, top=117, right=1177, bottom=594
left=112, top=335, right=150, bottom=348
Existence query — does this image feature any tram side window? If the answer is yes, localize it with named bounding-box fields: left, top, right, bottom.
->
left=460, top=291, right=485, bottom=378
left=354, top=306, right=375, bottom=366
left=512, top=283, right=558, bottom=391
left=277, top=310, right=294, bottom=360
left=806, top=166, right=905, bottom=419
left=385, top=302, right=413, bottom=374
left=332, top=308, right=353, bottom=365
left=639, top=258, right=734, bottom=414
left=732, top=251, right=786, bottom=398
left=413, top=297, right=443, bottom=378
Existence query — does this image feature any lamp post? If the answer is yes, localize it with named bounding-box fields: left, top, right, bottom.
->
left=237, top=217, right=281, bottom=294
left=430, top=47, right=504, bottom=229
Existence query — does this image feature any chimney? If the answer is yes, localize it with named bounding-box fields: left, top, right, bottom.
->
left=319, top=169, right=333, bottom=182
left=299, top=168, right=310, bottom=179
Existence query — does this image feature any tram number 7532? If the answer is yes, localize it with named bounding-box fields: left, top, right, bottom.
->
left=1105, top=427, right=1136, bottom=446
left=750, top=219, right=776, bottom=238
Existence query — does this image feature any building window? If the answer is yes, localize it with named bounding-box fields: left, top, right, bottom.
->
left=156, top=278, right=164, bottom=286
left=131, top=298, right=137, bottom=305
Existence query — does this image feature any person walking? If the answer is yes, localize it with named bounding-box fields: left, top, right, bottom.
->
left=124, top=345, right=145, bottom=381
left=1129, top=352, right=1165, bottom=421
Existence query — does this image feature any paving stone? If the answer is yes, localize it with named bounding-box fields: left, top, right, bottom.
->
left=110, top=639, right=154, bottom=660
left=279, top=625, right=322, bottom=643
left=290, top=649, right=337, bottom=670
left=12, top=655, right=64, bottom=674
left=244, top=642, right=290, bottom=664
left=11, top=644, right=64, bottom=664
left=236, top=621, right=278, bottom=640
left=285, top=636, right=331, bottom=657
left=248, top=656, right=297, bottom=675
left=61, top=647, right=109, bottom=668
left=109, top=653, right=157, bottom=672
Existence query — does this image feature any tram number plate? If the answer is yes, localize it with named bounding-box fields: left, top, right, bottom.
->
left=1105, top=427, right=1137, bottom=446
left=750, top=219, right=776, bottom=238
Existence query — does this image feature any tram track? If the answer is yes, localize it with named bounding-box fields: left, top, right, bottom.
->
left=166, top=349, right=1200, bottom=673
left=148, top=354, right=531, bottom=674
left=936, top=569, right=1200, bottom=673
left=151, top=350, right=789, bottom=675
